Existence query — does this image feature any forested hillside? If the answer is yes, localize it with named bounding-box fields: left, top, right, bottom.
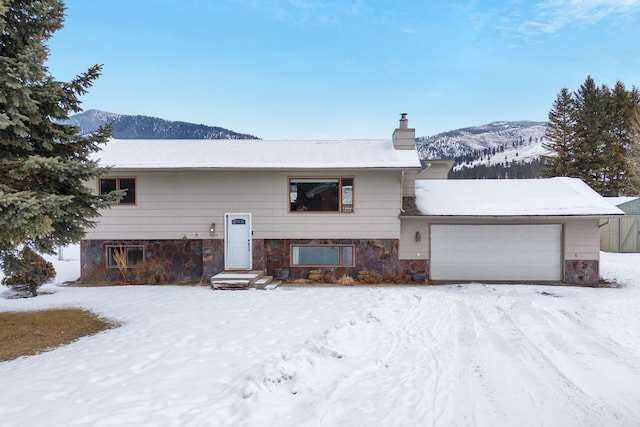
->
left=66, top=110, right=258, bottom=139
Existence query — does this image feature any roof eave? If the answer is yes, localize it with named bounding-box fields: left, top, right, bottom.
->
left=102, top=165, right=423, bottom=172
left=399, top=213, right=625, bottom=219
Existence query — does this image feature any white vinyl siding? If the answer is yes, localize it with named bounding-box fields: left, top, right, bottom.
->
left=564, top=218, right=600, bottom=260
left=85, top=169, right=403, bottom=240
left=430, top=224, right=563, bottom=281
left=402, top=171, right=416, bottom=197
left=400, top=217, right=601, bottom=263
left=398, top=219, right=429, bottom=260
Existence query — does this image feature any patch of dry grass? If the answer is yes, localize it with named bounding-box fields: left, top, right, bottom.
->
left=0, top=308, right=117, bottom=362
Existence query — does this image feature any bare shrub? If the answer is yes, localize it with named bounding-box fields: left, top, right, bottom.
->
left=322, top=272, right=337, bottom=283
left=382, top=272, right=407, bottom=284
left=396, top=273, right=412, bottom=283
left=336, top=275, right=356, bottom=286
left=362, top=271, right=381, bottom=284
left=134, top=258, right=171, bottom=284
left=381, top=272, right=395, bottom=283
left=112, top=247, right=129, bottom=283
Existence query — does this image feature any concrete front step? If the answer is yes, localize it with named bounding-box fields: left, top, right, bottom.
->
left=211, top=271, right=279, bottom=290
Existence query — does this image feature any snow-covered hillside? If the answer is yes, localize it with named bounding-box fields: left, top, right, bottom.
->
left=417, top=121, right=552, bottom=171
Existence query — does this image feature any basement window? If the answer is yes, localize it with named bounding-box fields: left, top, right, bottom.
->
left=291, top=245, right=354, bottom=267
left=99, top=178, right=136, bottom=205
left=289, top=178, right=353, bottom=213
left=106, top=246, right=144, bottom=268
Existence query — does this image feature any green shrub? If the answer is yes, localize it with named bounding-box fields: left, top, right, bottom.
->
left=2, top=248, right=56, bottom=297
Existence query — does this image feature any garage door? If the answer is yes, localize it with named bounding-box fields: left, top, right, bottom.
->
left=430, top=224, right=562, bottom=281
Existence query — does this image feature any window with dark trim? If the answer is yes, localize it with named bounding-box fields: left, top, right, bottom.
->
left=99, top=178, right=136, bottom=205
left=106, top=245, right=144, bottom=268
left=291, top=245, right=354, bottom=266
left=289, top=178, right=353, bottom=213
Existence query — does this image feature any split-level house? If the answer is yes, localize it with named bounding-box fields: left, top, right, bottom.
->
left=81, top=115, right=623, bottom=285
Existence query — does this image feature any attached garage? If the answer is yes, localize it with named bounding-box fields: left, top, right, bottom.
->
left=400, top=177, right=625, bottom=285
left=430, top=224, right=562, bottom=281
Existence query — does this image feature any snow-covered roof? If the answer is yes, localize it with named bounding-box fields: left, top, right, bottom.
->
left=91, top=139, right=421, bottom=169
left=414, top=177, right=624, bottom=217
left=605, top=196, right=640, bottom=207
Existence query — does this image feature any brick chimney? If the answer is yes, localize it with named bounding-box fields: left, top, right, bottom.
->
left=392, top=113, right=416, bottom=150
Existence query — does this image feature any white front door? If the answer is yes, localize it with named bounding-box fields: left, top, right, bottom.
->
left=225, top=213, right=252, bottom=270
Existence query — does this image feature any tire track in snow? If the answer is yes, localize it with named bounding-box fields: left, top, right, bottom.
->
left=455, top=301, right=629, bottom=426
left=556, top=308, right=640, bottom=373
left=508, top=302, right=640, bottom=423
left=450, top=299, right=484, bottom=427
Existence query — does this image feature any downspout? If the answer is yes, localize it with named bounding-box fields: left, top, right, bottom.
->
left=400, top=170, right=405, bottom=213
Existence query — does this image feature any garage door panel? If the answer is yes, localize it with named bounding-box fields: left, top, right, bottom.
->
left=430, top=224, right=562, bottom=281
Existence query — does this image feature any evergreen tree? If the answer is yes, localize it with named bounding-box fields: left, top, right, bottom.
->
left=541, top=87, right=575, bottom=177
left=610, top=83, right=640, bottom=195
left=602, top=81, right=633, bottom=195
left=0, top=1, right=119, bottom=266
left=571, top=76, right=608, bottom=193
left=541, top=76, right=640, bottom=196
left=627, top=87, right=640, bottom=194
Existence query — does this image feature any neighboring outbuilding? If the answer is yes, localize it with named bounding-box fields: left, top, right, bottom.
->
left=81, top=115, right=623, bottom=286
left=600, top=197, right=640, bottom=253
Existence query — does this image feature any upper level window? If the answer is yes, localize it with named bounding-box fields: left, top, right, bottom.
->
left=99, top=178, right=136, bottom=205
left=289, top=178, right=353, bottom=213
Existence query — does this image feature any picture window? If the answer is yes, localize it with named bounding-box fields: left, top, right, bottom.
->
left=289, top=178, right=353, bottom=213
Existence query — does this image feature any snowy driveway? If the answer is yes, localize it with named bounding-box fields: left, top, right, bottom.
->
left=1, top=251, right=640, bottom=426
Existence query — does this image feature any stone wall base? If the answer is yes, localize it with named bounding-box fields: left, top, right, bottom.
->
left=81, top=240, right=205, bottom=284
left=80, top=238, right=427, bottom=284
left=565, top=260, right=599, bottom=285
left=81, top=239, right=598, bottom=285
left=263, top=239, right=425, bottom=281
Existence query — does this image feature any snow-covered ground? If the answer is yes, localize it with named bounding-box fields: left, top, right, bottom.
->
left=1, top=246, right=640, bottom=427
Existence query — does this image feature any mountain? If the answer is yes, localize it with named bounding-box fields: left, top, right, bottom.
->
left=417, top=121, right=551, bottom=178
left=67, top=112, right=547, bottom=177
left=66, top=110, right=259, bottom=140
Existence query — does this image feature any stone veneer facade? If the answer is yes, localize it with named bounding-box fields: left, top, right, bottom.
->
left=565, top=260, right=599, bottom=285
left=261, top=239, right=427, bottom=282
left=81, top=240, right=205, bottom=283
left=80, top=238, right=427, bottom=284
left=80, top=239, right=597, bottom=285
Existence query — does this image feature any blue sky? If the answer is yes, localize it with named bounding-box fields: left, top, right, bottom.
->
left=47, top=0, right=640, bottom=139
